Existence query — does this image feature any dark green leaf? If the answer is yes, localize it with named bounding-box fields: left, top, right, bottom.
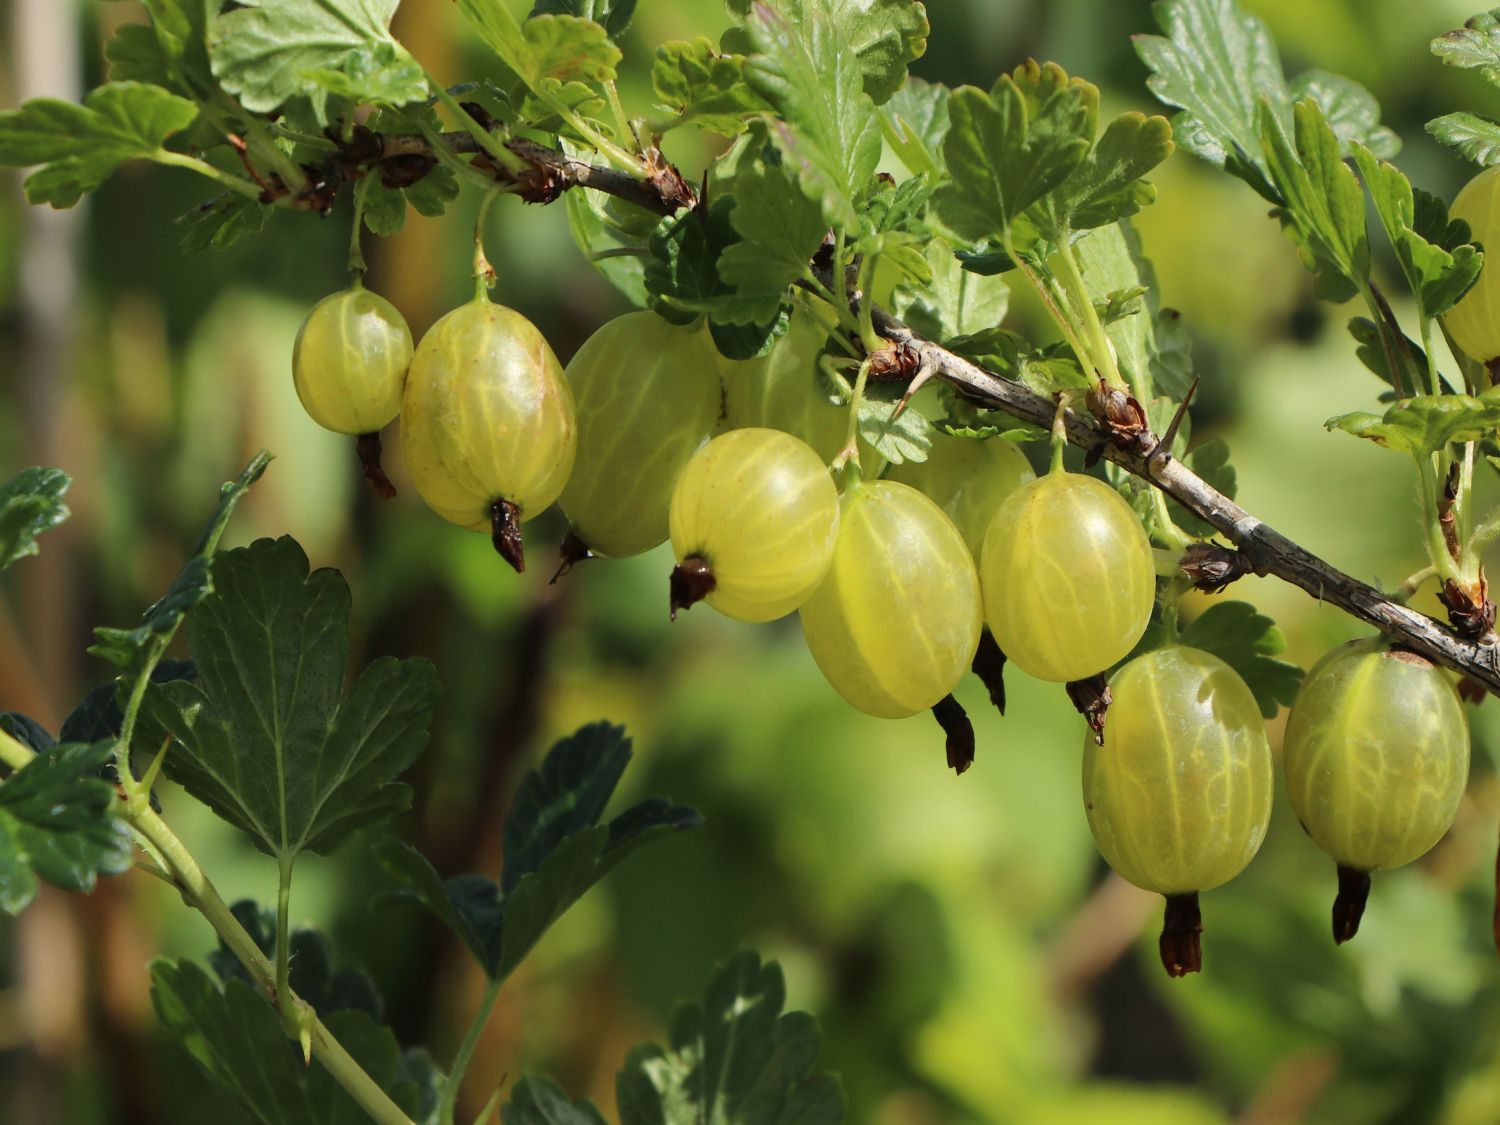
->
left=651, top=38, right=768, bottom=135
left=0, top=82, right=197, bottom=208
left=718, top=160, right=827, bottom=322
left=1326, top=392, right=1500, bottom=455
left=457, top=1, right=620, bottom=89
left=106, top=23, right=179, bottom=90
left=89, top=453, right=269, bottom=673
left=143, top=536, right=440, bottom=861
left=1259, top=98, right=1369, bottom=302
left=1289, top=70, right=1398, bottom=158
left=892, top=239, right=1008, bottom=342
left=530, top=0, right=636, bottom=40
left=880, top=77, right=949, bottom=177
left=646, top=197, right=775, bottom=327
left=0, top=714, right=53, bottom=753
left=1345, top=315, right=1434, bottom=393
left=208, top=0, right=426, bottom=124
left=1352, top=144, right=1483, bottom=319
left=150, top=959, right=434, bottom=1125
left=710, top=311, right=788, bottom=361
left=744, top=0, right=883, bottom=229
left=1432, top=10, right=1500, bottom=85
left=177, top=193, right=274, bottom=252
left=373, top=838, right=503, bottom=968
left=1427, top=111, right=1500, bottom=168
left=615, top=951, right=845, bottom=1125
left=1180, top=602, right=1303, bottom=718
left=0, top=467, right=69, bottom=571
left=1038, top=111, right=1173, bottom=236
left=0, top=742, right=131, bottom=915
left=504, top=1076, right=609, bottom=1125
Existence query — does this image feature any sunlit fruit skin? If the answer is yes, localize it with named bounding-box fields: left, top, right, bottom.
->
left=799, top=481, right=982, bottom=718
left=401, top=297, right=576, bottom=529
left=669, top=427, right=839, bottom=622
left=886, top=432, right=1034, bottom=561
left=559, top=312, right=721, bottom=557
left=1443, top=165, right=1500, bottom=363
left=723, top=302, right=880, bottom=475
left=979, top=472, right=1154, bottom=683
left=292, top=286, right=413, bottom=435
left=1282, top=639, right=1469, bottom=873
left=1083, top=645, right=1273, bottom=894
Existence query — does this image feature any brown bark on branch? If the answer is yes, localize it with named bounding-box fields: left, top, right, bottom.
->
left=867, top=306, right=1500, bottom=696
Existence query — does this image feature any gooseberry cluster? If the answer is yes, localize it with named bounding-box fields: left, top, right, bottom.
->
left=291, top=272, right=1475, bottom=978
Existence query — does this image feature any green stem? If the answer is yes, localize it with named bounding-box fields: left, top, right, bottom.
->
left=152, top=151, right=263, bottom=200
left=437, top=976, right=505, bottom=1125
left=405, top=114, right=499, bottom=192
left=797, top=275, right=862, bottom=343
left=229, top=105, right=308, bottom=194
left=429, top=82, right=529, bottom=177
left=473, top=185, right=502, bottom=292
left=1049, top=399, right=1068, bottom=473
left=855, top=250, right=882, bottom=355
left=1011, top=248, right=1093, bottom=379
left=1052, top=236, right=1125, bottom=388
left=1393, top=564, right=1437, bottom=604
left=0, top=730, right=32, bottom=772
left=1150, top=490, right=1194, bottom=552
left=1416, top=454, right=1462, bottom=585
left=835, top=358, right=872, bottom=474
left=349, top=184, right=369, bottom=279
left=603, top=80, right=636, bottom=153
left=275, top=855, right=294, bottom=1030
left=1152, top=547, right=1188, bottom=578
left=1469, top=508, right=1500, bottom=557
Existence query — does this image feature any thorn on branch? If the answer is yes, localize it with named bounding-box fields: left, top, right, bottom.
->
left=930, top=694, right=975, bottom=775
left=1147, top=376, right=1199, bottom=469
left=1065, top=674, right=1111, bottom=744
left=1180, top=542, right=1255, bottom=594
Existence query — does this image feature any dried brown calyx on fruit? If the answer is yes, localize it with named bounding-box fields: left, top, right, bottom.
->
left=669, top=555, right=716, bottom=620
left=1066, top=674, right=1111, bottom=745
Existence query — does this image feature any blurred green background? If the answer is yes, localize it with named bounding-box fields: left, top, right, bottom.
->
left=5, top=0, right=1500, bottom=1122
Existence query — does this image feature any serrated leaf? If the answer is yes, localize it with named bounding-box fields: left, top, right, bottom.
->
left=177, top=192, right=274, bottom=252
left=0, top=82, right=198, bottom=208
left=150, top=959, right=434, bottom=1125
left=615, top=951, right=845, bottom=1125
left=208, top=0, right=426, bottom=125
left=0, top=742, right=131, bottom=915
left=89, top=453, right=269, bottom=673
left=881, top=77, right=949, bottom=177
left=142, top=536, right=440, bottom=861
left=504, top=1076, right=609, bottom=1125
left=744, top=0, right=883, bottom=229
left=651, top=38, right=768, bottom=135
left=530, top=0, right=636, bottom=40
left=719, top=160, right=827, bottom=319
left=857, top=382, right=931, bottom=465
left=1326, top=392, right=1500, bottom=455
left=646, top=196, right=783, bottom=336
left=1352, top=143, right=1483, bottom=319
left=0, top=467, right=69, bottom=571
left=1427, top=112, right=1500, bottom=168
left=1433, top=10, right=1500, bottom=85
left=1259, top=97, right=1369, bottom=302
left=566, top=189, right=657, bottom=307
left=457, top=1, right=620, bottom=92
left=378, top=724, right=698, bottom=979
left=1094, top=285, right=1148, bottom=327
left=1136, top=0, right=1397, bottom=200
left=1037, top=110, right=1174, bottom=237
left=1180, top=602, right=1303, bottom=718
left=892, top=239, right=1008, bottom=342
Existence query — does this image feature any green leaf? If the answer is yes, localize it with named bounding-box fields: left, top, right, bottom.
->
left=880, top=77, right=949, bottom=177
left=650, top=38, right=769, bottom=136
left=106, top=23, right=179, bottom=90
left=1432, top=10, right=1500, bottom=85
left=378, top=723, right=698, bottom=978
left=566, top=189, right=656, bottom=307
left=892, top=239, right=1008, bottom=342
left=934, top=62, right=1094, bottom=244
left=0, top=467, right=69, bottom=572
left=1168, top=438, right=1237, bottom=538
left=530, top=0, right=637, bottom=40
left=743, top=0, right=883, bottom=229
left=0, top=82, right=198, bottom=208
left=1427, top=112, right=1500, bottom=168
left=0, top=742, right=131, bottom=915
left=1345, top=316, right=1434, bottom=393
left=1351, top=143, right=1483, bottom=319
left=142, top=536, right=440, bottom=861
left=177, top=193, right=274, bottom=252
left=646, top=196, right=784, bottom=338
left=208, top=0, right=427, bottom=125
left=504, top=1076, right=608, bottom=1125
left=857, top=382, right=932, bottom=465
left=1326, top=392, right=1500, bottom=456
left=89, top=452, right=269, bottom=673
left=1037, top=110, right=1174, bottom=237
left=1258, top=98, right=1369, bottom=302
left=150, top=959, right=434, bottom=1125
left=615, top=951, right=845, bottom=1125
left=1136, top=0, right=1397, bottom=200
left=0, top=714, right=53, bottom=753
left=718, top=160, right=827, bottom=322
left=457, top=1, right=620, bottom=90
left=1180, top=602, right=1303, bottom=718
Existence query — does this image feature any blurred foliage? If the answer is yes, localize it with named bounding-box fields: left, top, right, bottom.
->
left=3, top=1, right=1500, bottom=1123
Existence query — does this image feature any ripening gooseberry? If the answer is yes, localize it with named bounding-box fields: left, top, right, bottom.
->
left=1083, top=645, right=1273, bottom=976
left=668, top=427, right=839, bottom=622
left=886, top=431, right=1034, bottom=561
left=799, top=480, right=982, bottom=718
left=559, top=313, right=722, bottom=559
left=979, top=471, right=1155, bottom=682
left=400, top=296, right=576, bottom=572
left=1443, top=165, right=1500, bottom=363
left=1281, top=639, right=1469, bottom=943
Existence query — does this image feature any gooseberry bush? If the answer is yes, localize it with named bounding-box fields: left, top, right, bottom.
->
left=6, top=0, right=1500, bottom=1119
